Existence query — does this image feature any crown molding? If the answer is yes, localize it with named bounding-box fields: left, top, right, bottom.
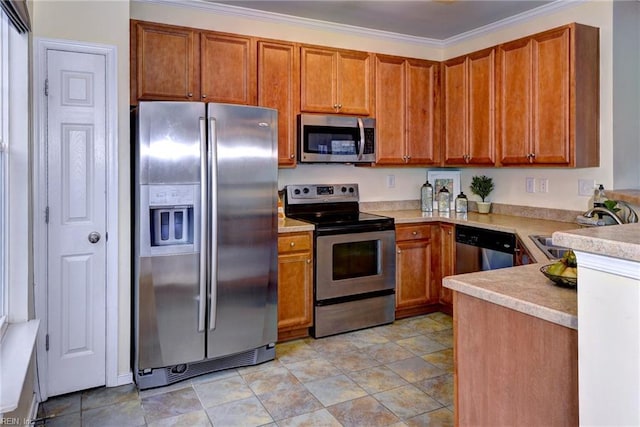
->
left=133, top=0, right=445, bottom=47
left=443, top=0, right=586, bottom=45
left=134, top=0, right=586, bottom=49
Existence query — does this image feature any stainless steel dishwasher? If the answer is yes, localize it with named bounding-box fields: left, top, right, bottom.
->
left=455, top=225, right=516, bottom=274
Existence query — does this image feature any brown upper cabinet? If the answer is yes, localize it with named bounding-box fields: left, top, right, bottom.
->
left=300, top=46, right=372, bottom=115
left=442, top=48, right=496, bottom=166
left=258, top=40, right=300, bottom=168
left=130, top=20, right=200, bottom=102
left=497, top=23, right=599, bottom=167
left=131, top=20, right=256, bottom=105
left=375, top=55, right=440, bottom=165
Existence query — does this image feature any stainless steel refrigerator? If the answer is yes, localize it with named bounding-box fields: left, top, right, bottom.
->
left=133, top=101, right=278, bottom=389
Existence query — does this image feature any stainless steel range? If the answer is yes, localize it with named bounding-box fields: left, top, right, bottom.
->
left=284, top=184, right=396, bottom=338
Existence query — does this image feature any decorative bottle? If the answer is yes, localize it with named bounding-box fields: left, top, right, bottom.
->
left=437, top=187, right=450, bottom=213
left=455, top=192, right=468, bottom=214
left=420, top=180, right=433, bottom=212
left=593, top=184, right=606, bottom=208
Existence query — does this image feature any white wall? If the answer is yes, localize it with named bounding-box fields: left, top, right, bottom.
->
left=612, top=1, right=640, bottom=189
left=31, top=0, right=131, bottom=378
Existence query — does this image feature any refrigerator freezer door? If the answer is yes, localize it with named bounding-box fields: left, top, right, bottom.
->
left=206, top=103, right=278, bottom=359
left=135, top=102, right=206, bottom=371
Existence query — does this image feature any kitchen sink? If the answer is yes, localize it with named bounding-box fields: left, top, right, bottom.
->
left=529, top=235, right=571, bottom=260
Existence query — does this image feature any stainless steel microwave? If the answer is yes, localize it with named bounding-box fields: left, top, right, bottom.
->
left=298, top=114, right=376, bottom=163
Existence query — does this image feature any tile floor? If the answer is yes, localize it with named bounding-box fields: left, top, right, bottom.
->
left=36, top=312, right=454, bottom=427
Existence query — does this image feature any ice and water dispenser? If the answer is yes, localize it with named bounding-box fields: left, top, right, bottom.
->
left=140, top=184, right=200, bottom=256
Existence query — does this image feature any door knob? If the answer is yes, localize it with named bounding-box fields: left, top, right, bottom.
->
left=88, top=231, right=101, bottom=244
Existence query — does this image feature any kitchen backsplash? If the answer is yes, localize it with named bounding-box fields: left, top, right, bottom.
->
left=360, top=200, right=583, bottom=224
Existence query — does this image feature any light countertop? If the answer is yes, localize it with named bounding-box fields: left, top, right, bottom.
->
left=444, top=263, right=578, bottom=329
left=278, top=217, right=314, bottom=233
left=553, top=222, right=640, bottom=263
left=366, top=209, right=580, bottom=264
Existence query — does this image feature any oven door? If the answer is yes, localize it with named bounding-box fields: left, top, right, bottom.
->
left=315, top=229, right=395, bottom=301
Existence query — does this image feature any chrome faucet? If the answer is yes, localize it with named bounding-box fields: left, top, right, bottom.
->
left=582, top=200, right=638, bottom=225
left=582, top=207, right=624, bottom=224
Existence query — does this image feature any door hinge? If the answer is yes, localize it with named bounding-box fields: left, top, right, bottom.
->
left=45, top=206, right=49, bottom=224
left=44, top=79, right=49, bottom=96
left=46, top=334, right=49, bottom=351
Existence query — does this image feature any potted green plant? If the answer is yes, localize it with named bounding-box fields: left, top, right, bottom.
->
left=470, top=175, right=495, bottom=214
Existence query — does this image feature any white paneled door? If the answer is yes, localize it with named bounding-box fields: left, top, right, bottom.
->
left=45, top=49, right=107, bottom=396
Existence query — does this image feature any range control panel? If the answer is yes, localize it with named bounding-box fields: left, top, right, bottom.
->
left=285, top=184, right=359, bottom=204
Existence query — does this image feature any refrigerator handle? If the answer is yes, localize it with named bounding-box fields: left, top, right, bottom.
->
left=198, top=117, right=207, bottom=332
left=208, top=117, right=218, bottom=331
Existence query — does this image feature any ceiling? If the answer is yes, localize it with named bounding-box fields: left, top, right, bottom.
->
left=213, top=0, right=556, bottom=41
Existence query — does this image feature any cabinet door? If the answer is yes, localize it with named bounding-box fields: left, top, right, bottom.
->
left=277, top=232, right=313, bottom=341
left=258, top=40, right=299, bottom=167
left=200, top=31, right=256, bottom=105
left=396, top=239, right=437, bottom=315
left=442, top=56, right=468, bottom=165
left=406, top=59, right=440, bottom=165
left=337, top=50, right=372, bottom=115
left=497, top=38, right=532, bottom=165
left=439, top=223, right=455, bottom=308
left=131, top=20, right=199, bottom=103
left=374, top=55, right=406, bottom=165
left=277, top=251, right=313, bottom=331
left=300, top=46, right=336, bottom=113
left=531, top=27, right=570, bottom=165
left=395, top=225, right=438, bottom=319
left=467, top=49, right=496, bottom=165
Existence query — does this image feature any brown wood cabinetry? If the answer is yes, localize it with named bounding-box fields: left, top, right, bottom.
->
left=438, top=223, right=455, bottom=311
left=200, top=31, right=256, bottom=105
left=277, top=232, right=313, bottom=341
left=497, top=23, right=599, bottom=167
left=301, top=46, right=372, bottom=115
left=375, top=55, right=440, bottom=165
left=395, top=224, right=440, bottom=319
left=442, top=48, right=496, bottom=166
left=258, top=40, right=300, bottom=167
left=130, top=20, right=200, bottom=102
left=454, top=292, right=578, bottom=425
left=131, top=20, right=255, bottom=105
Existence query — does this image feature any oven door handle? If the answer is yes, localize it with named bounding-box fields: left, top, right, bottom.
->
left=357, top=117, right=365, bottom=161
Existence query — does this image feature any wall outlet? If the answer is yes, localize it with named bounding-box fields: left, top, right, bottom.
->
left=538, top=178, right=549, bottom=193
left=525, top=177, right=535, bottom=193
left=386, top=175, right=395, bottom=188
left=578, top=179, right=595, bottom=196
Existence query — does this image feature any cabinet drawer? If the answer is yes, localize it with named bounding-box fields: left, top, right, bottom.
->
left=278, top=233, right=312, bottom=253
left=396, top=224, right=432, bottom=242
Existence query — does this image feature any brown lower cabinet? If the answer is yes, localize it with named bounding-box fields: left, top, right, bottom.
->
left=438, top=223, right=455, bottom=312
left=454, top=292, right=578, bottom=426
left=277, top=232, right=313, bottom=341
left=394, top=224, right=440, bottom=319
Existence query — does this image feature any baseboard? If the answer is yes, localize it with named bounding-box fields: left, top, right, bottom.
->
left=110, top=372, right=133, bottom=387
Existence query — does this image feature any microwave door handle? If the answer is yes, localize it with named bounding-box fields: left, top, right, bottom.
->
left=357, top=117, right=365, bottom=160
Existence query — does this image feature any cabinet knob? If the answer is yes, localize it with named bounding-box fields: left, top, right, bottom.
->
left=412, top=231, right=418, bottom=235
left=187, top=92, right=193, bottom=98
left=306, top=259, right=311, bottom=264
left=202, top=94, right=207, bottom=99
left=397, top=249, right=401, bottom=254
left=448, top=231, right=452, bottom=235
left=290, top=154, right=295, bottom=159
left=290, top=241, right=295, bottom=247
